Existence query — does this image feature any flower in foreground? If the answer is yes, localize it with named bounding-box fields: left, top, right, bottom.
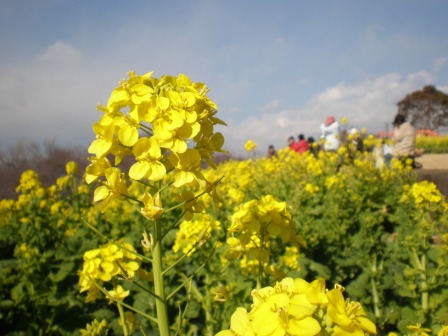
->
left=217, top=277, right=322, bottom=336
left=326, top=287, right=377, bottom=335
left=217, top=277, right=377, bottom=336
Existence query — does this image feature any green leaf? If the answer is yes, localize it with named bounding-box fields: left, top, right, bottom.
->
left=48, top=262, right=75, bottom=283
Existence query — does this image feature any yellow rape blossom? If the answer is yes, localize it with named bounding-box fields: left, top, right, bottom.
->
left=403, top=180, right=444, bottom=210
left=245, top=140, right=257, bottom=152
left=407, top=324, right=432, bottom=336
left=78, top=242, right=141, bottom=303
left=16, top=170, right=42, bottom=194
left=437, top=326, right=448, bottom=336
left=85, top=157, right=112, bottom=184
left=326, top=287, right=377, bottom=335
left=173, top=213, right=220, bottom=256
left=93, top=167, right=129, bottom=209
left=216, top=307, right=254, bottom=336
left=85, top=70, right=227, bottom=218
left=107, top=285, right=130, bottom=304
left=80, top=319, right=108, bottom=336
left=177, top=190, right=205, bottom=221
left=141, top=191, right=164, bottom=220
left=304, top=183, right=319, bottom=194
left=129, top=136, right=166, bottom=181
left=217, top=277, right=376, bottom=336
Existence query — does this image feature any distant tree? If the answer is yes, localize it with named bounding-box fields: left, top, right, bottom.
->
left=397, top=85, right=448, bottom=130
left=0, top=141, right=88, bottom=199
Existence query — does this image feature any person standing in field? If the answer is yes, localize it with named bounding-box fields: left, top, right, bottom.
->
left=267, top=144, right=277, bottom=158
left=320, top=116, right=341, bottom=151
left=288, top=136, right=300, bottom=152
left=296, top=134, right=309, bottom=154
left=385, top=114, right=417, bottom=167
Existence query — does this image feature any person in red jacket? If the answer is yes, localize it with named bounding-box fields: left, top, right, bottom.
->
left=296, top=134, right=309, bottom=154
left=288, top=136, right=300, bottom=152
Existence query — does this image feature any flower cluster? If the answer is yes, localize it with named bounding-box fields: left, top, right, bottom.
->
left=173, top=213, right=221, bottom=256
left=80, top=319, right=108, bottom=336
left=78, top=242, right=141, bottom=302
left=245, top=140, right=258, bottom=152
left=227, top=195, right=302, bottom=269
left=15, top=169, right=42, bottom=194
left=56, top=161, right=79, bottom=190
left=217, top=277, right=377, bottom=336
left=84, top=71, right=227, bottom=209
left=400, top=180, right=445, bottom=210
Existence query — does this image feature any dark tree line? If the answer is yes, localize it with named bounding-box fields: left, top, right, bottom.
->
left=0, top=141, right=89, bottom=200
left=397, top=85, right=448, bottom=131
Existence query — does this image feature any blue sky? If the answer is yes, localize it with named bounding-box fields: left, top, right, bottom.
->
left=1, top=0, right=447, bottom=156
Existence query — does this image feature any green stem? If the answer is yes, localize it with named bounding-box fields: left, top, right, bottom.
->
left=117, top=302, right=129, bottom=336
left=412, top=248, right=428, bottom=312
left=370, top=255, right=381, bottom=319
left=152, top=219, right=170, bottom=336
left=420, top=254, right=428, bottom=311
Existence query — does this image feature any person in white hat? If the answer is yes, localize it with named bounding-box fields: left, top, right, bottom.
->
left=320, top=116, right=340, bottom=151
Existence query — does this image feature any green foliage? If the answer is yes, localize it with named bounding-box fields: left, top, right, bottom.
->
left=1, top=150, right=447, bottom=335
left=416, top=135, right=448, bottom=154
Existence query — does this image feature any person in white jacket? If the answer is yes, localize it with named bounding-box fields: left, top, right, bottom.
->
left=320, top=116, right=341, bottom=151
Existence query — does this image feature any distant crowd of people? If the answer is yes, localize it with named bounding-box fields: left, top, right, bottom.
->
left=266, top=114, right=419, bottom=168
left=267, top=116, right=348, bottom=158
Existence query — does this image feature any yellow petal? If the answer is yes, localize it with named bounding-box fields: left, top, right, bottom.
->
left=118, top=125, right=139, bottom=147
left=88, top=138, right=112, bottom=158
left=93, top=186, right=110, bottom=202
left=267, top=293, right=290, bottom=309
left=173, top=171, right=195, bottom=188
left=147, top=162, right=166, bottom=181
left=251, top=310, right=281, bottom=335
left=131, top=83, right=153, bottom=104
left=101, top=261, right=116, bottom=272
left=230, top=307, right=250, bottom=335
left=129, top=161, right=150, bottom=180
left=286, top=316, right=321, bottom=336
left=108, top=87, right=130, bottom=109
left=288, top=295, right=316, bottom=319
left=357, top=316, right=377, bottom=334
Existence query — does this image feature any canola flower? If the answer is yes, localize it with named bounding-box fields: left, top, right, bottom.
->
left=80, top=319, right=108, bottom=336
left=16, top=169, right=42, bottom=194
left=78, top=242, right=141, bottom=303
left=80, top=71, right=229, bottom=336
left=216, top=277, right=377, bottom=336
left=84, top=71, right=227, bottom=211
left=226, top=195, right=304, bottom=283
left=173, top=213, right=221, bottom=256
left=437, top=326, right=448, bottom=336
left=245, top=140, right=258, bottom=152
left=400, top=180, right=445, bottom=211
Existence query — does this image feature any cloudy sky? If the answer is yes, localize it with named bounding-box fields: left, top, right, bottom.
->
left=1, top=0, right=447, bottom=156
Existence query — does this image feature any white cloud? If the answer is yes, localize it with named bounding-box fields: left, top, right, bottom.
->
left=0, top=42, right=111, bottom=150
left=221, top=71, right=435, bottom=156
left=433, top=57, right=447, bottom=72
left=36, top=41, right=84, bottom=65
left=261, top=99, right=282, bottom=112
